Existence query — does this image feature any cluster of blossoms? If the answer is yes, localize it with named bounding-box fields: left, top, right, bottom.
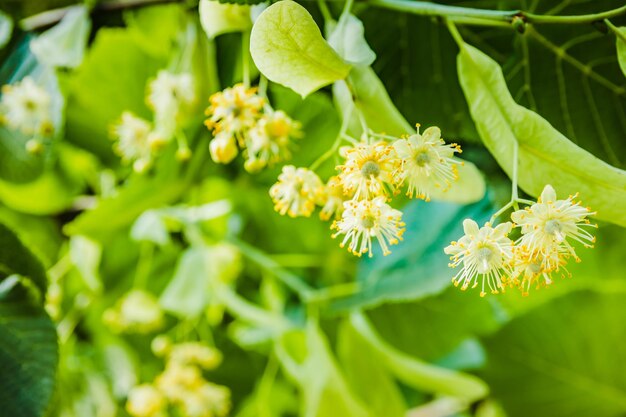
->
left=103, top=289, right=165, bottom=334
left=111, top=70, right=195, bottom=172
left=126, top=337, right=230, bottom=417
left=0, top=76, right=53, bottom=152
left=269, top=125, right=463, bottom=257
left=204, top=83, right=302, bottom=172
left=445, top=185, right=597, bottom=297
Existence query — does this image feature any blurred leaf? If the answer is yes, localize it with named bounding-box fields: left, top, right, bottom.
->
left=482, top=290, right=626, bottom=417
left=328, top=14, right=376, bottom=66
left=329, top=196, right=493, bottom=312
left=123, top=3, right=186, bottom=59
left=275, top=322, right=371, bottom=417
left=130, top=209, right=170, bottom=246
left=69, top=235, right=102, bottom=293
left=616, top=27, right=626, bottom=77
left=338, top=319, right=406, bottom=417
left=0, top=222, right=46, bottom=292
left=367, top=287, right=501, bottom=363
left=29, top=5, right=90, bottom=68
left=159, top=246, right=211, bottom=317
left=199, top=0, right=251, bottom=40
left=457, top=41, right=626, bottom=227
left=0, top=10, right=13, bottom=49
left=217, top=0, right=266, bottom=4
left=0, top=280, right=58, bottom=417
left=250, top=0, right=351, bottom=97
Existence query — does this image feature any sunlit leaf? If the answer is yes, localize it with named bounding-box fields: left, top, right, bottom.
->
left=457, top=41, right=626, bottom=226
left=199, top=0, right=251, bottom=39
left=250, top=0, right=351, bottom=97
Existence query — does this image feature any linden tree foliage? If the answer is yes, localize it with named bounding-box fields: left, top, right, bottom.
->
left=1, top=1, right=626, bottom=417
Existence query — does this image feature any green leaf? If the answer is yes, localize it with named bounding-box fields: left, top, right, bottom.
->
left=367, top=287, right=501, bottom=363
left=0, top=10, right=13, bottom=49
left=329, top=196, right=493, bottom=313
left=457, top=41, right=626, bottom=227
left=69, top=236, right=102, bottom=293
left=0, top=223, right=47, bottom=293
left=199, top=0, right=251, bottom=40
left=616, top=27, right=626, bottom=78
left=159, top=246, right=211, bottom=317
left=337, top=320, right=406, bottom=417
left=328, top=14, right=376, bottom=66
left=0, top=280, right=58, bottom=417
left=482, top=290, right=626, bottom=417
left=275, top=322, right=371, bottom=417
left=130, top=209, right=171, bottom=246
left=333, top=66, right=486, bottom=204
left=250, top=0, right=351, bottom=98
left=123, top=3, right=186, bottom=60
left=29, top=5, right=91, bottom=68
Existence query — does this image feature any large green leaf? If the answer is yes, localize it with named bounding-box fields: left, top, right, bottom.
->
left=337, top=319, right=406, bottom=417
left=0, top=223, right=47, bottom=292
left=367, top=287, right=501, bottom=363
left=250, top=0, right=351, bottom=97
left=616, top=26, right=626, bottom=77
left=275, top=322, right=371, bottom=417
left=0, top=281, right=58, bottom=417
left=329, top=196, right=493, bottom=313
left=482, top=290, right=626, bottom=417
left=457, top=40, right=626, bottom=227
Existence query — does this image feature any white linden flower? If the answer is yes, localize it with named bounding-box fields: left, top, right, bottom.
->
left=332, top=196, right=405, bottom=257
left=1, top=77, right=53, bottom=135
left=148, top=71, right=195, bottom=130
left=244, top=110, right=302, bottom=172
left=269, top=165, right=323, bottom=217
left=126, top=384, right=166, bottom=417
left=205, top=83, right=264, bottom=141
left=103, top=289, right=164, bottom=334
left=510, top=184, right=596, bottom=261
left=209, top=131, right=239, bottom=163
left=180, top=383, right=231, bottom=417
left=111, top=112, right=154, bottom=172
left=392, top=126, right=462, bottom=201
left=510, top=246, right=569, bottom=296
left=319, top=176, right=350, bottom=221
left=337, top=141, right=398, bottom=200
left=168, top=342, right=222, bottom=370
left=445, top=220, right=514, bottom=297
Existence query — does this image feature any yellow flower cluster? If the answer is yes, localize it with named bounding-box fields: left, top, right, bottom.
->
left=102, top=289, right=165, bottom=334
left=204, top=84, right=302, bottom=172
left=126, top=338, right=230, bottom=417
left=269, top=125, right=463, bottom=257
left=445, top=185, right=596, bottom=297
left=111, top=70, right=195, bottom=172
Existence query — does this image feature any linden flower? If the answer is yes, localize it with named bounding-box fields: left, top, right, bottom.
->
left=111, top=112, right=155, bottom=172
left=126, top=384, right=166, bottom=417
left=0, top=77, right=53, bottom=135
left=148, top=71, right=195, bottom=123
left=319, top=176, right=350, bottom=221
left=209, top=131, right=239, bottom=163
left=332, top=196, right=405, bottom=257
left=511, top=184, right=596, bottom=261
left=244, top=110, right=302, bottom=172
left=445, top=220, right=514, bottom=297
left=205, top=83, right=264, bottom=140
left=156, top=363, right=204, bottom=403
left=169, top=342, right=222, bottom=370
left=392, top=126, right=462, bottom=201
left=510, top=247, right=568, bottom=296
left=103, top=289, right=164, bottom=334
left=269, top=165, right=323, bottom=217
left=337, top=141, right=398, bottom=200
left=179, top=382, right=231, bottom=417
